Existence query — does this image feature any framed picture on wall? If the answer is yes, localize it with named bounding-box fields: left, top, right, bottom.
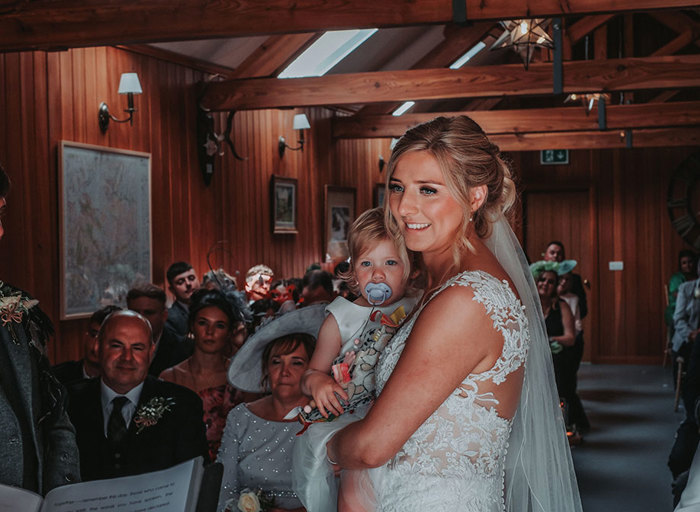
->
left=374, top=183, right=386, bottom=208
left=324, top=185, right=356, bottom=261
left=59, top=141, right=152, bottom=319
left=271, top=175, right=298, bottom=234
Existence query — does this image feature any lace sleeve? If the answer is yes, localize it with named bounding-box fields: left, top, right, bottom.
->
left=216, top=407, right=242, bottom=512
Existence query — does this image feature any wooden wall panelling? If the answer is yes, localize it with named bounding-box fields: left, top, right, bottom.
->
left=39, top=46, right=226, bottom=362
left=520, top=150, right=598, bottom=361
left=0, top=51, right=61, bottom=360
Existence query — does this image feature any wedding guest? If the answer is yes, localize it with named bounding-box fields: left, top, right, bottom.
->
left=667, top=250, right=697, bottom=329
left=533, top=266, right=576, bottom=427
left=558, top=270, right=590, bottom=433
left=0, top=164, right=79, bottom=494
left=217, top=305, right=326, bottom=512
left=68, top=310, right=208, bottom=481
left=53, top=305, right=121, bottom=385
left=160, top=289, right=259, bottom=460
left=203, top=268, right=239, bottom=293
left=301, top=270, right=335, bottom=306
left=126, top=283, right=192, bottom=376
left=165, top=261, right=201, bottom=337
left=244, top=264, right=274, bottom=304
left=544, top=241, right=588, bottom=320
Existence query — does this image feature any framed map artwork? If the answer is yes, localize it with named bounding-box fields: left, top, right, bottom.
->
left=59, top=141, right=152, bottom=319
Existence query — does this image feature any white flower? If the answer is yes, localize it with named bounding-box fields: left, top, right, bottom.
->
left=237, top=490, right=261, bottom=512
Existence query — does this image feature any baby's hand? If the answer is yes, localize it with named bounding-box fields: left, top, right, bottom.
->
left=306, top=371, right=349, bottom=418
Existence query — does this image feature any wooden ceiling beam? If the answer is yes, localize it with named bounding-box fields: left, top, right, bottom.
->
left=651, top=11, right=700, bottom=48
left=491, top=126, right=700, bottom=151
left=332, top=101, right=700, bottom=138
left=117, top=45, right=236, bottom=78
left=0, top=0, right=450, bottom=51
left=464, top=0, right=698, bottom=20
left=652, top=30, right=696, bottom=56
left=231, top=33, right=319, bottom=78
left=566, top=14, right=616, bottom=45
left=357, top=22, right=495, bottom=116
left=649, top=90, right=680, bottom=102
left=1, top=0, right=698, bottom=51
left=200, top=55, right=700, bottom=111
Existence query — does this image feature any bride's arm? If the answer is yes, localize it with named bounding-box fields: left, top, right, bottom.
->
left=327, top=285, right=503, bottom=469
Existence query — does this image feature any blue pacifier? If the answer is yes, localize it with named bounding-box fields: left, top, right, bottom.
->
left=365, top=282, right=393, bottom=305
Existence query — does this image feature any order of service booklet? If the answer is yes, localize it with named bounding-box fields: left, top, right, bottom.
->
left=0, top=457, right=208, bottom=512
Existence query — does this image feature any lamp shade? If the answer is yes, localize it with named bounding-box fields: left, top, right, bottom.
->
left=118, top=73, right=143, bottom=95
left=293, top=114, right=310, bottom=130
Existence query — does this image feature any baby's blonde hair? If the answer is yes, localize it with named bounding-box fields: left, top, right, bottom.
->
left=342, top=207, right=415, bottom=295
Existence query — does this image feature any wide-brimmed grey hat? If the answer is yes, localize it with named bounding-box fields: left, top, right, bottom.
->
left=228, top=303, right=327, bottom=393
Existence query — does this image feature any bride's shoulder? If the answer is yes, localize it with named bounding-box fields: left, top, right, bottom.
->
left=440, top=270, right=511, bottom=296
left=418, top=270, right=521, bottom=329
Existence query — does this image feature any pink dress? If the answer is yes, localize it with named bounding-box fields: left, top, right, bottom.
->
left=199, top=384, right=249, bottom=460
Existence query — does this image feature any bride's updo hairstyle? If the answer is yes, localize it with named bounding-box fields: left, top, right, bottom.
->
left=385, top=115, right=515, bottom=265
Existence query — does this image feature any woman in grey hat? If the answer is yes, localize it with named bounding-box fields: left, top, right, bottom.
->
left=216, top=305, right=326, bottom=512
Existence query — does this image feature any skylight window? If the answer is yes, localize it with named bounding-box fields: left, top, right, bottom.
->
left=278, top=29, right=378, bottom=78
left=392, top=101, right=415, bottom=117
left=449, top=41, right=486, bottom=69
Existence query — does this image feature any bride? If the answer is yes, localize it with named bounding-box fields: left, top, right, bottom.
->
left=326, top=116, right=582, bottom=511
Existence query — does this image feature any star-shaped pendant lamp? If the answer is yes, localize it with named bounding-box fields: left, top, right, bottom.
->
left=490, top=19, right=554, bottom=69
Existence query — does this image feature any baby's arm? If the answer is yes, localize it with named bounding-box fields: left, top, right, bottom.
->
left=301, top=314, right=348, bottom=417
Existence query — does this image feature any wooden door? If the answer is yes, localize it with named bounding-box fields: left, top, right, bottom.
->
left=524, top=189, right=597, bottom=361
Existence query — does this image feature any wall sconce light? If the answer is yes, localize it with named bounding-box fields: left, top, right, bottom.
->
left=278, top=114, right=310, bottom=158
left=98, top=72, right=143, bottom=133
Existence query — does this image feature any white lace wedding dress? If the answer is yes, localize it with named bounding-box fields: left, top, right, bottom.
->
left=367, top=270, right=529, bottom=512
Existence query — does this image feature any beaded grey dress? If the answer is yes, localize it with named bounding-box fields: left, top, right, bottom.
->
left=216, top=403, right=301, bottom=511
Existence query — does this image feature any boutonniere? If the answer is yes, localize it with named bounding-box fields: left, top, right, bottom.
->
left=133, top=397, right=175, bottom=434
left=0, top=282, right=39, bottom=343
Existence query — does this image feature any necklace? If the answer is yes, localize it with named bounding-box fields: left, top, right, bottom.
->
left=184, top=356, right=228, bottom=392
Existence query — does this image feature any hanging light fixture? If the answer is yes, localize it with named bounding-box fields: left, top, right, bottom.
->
left=490, top=19, right=554, bottom=69
left=564, top=92, right=611, bottom=114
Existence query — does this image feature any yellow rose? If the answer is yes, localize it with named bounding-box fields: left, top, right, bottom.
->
left=237, top=491, right=261, bottom=512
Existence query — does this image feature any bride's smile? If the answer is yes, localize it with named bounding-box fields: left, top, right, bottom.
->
left=388, top=150, right=462, bottom=263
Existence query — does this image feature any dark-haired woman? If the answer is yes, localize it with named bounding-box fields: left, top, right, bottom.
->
left=536, top=269, right=576, bottom=431
left=160, top=288, right=258, bottom=460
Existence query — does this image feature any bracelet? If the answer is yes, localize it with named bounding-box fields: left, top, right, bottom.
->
left=326, top=452, right=338, bottom=465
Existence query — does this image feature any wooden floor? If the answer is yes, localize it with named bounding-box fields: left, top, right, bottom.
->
left=571, top=363, right=682, bottom=512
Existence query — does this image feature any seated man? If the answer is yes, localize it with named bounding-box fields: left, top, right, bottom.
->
left=164, top=261, right=200, bottom=337
left=126, top=283, right=193, bottom=376
left=67, top=310, right=209, bottom=481
left=52, top=305, right=121, bottom=385
left=244, top=264, right=274, bottom=304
